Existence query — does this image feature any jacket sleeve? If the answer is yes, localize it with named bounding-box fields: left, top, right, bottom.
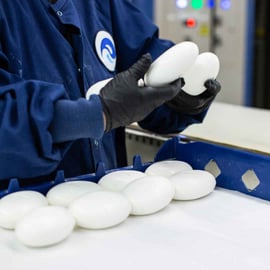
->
left=110, top=0, right=208, bottom=134
left=0, top=50, right=104, bottom=180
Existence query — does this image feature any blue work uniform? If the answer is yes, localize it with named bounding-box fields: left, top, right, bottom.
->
left=0, top=0, right=206, bottom=184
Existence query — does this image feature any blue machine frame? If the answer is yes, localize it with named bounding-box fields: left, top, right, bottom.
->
left=244, top=0, right=255, bottom=106
left=2, top=136, right=270, bottom=202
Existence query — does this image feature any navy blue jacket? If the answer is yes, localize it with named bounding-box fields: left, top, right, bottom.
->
left=0, top=0, right=206, bottom=182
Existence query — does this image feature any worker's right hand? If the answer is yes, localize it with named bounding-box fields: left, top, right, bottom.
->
left=99, top=53, right=182, bottom=132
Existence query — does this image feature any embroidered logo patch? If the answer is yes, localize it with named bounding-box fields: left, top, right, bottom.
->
left=95, top=31, right=116, bottom=72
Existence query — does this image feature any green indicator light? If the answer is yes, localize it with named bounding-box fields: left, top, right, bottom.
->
left=191, top=0, right=204, bottom=9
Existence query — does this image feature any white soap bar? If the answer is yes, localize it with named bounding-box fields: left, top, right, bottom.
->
left=98, top=170, right=146, bottom=192
left=0, top=191, right=48, bottom=230
left=145, top=160, right=192, bottom=178
left=85, top=78, right=113, bottom=100
left=182, top=52, right=220, bottom=96
left=69, top=190, right=131, bottom=229
left=15, top=206, right=75, bottom=247
left=144, top=41, right=199, bottom=87
left=46, top=181, right=102, bottom=207
left=122, top=175, right=175, bottom=215
left=169, top=170, right=216, bottom=200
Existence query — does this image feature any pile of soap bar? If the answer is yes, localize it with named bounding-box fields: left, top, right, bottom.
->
left=0, top=160, right=216, bottom=248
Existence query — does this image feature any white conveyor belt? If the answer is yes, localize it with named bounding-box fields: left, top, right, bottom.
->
left=1, top=188, right=270, bottom=270
left=182, top=101, right=270, bottom=154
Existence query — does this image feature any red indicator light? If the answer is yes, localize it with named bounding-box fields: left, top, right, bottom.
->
left=184, top=18, right=197, bottom=28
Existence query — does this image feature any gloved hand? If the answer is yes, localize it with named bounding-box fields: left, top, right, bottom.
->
left=99, top=54, right=183, bottom=132
left=165, top=79, right=221, bottom=115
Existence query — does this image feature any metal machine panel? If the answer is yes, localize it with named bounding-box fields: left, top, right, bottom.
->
left=214, top=0, right=255, bottom=105
left=155, top=0, right=212, bottom=52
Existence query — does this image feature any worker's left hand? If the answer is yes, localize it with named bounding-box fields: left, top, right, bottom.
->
left=165, top=79, right=221, bottom=115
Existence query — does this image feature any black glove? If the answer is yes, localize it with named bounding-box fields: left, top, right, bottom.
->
left=165, top=79, right=221, bottom=115
left=99, top=54, right=182, bottom=132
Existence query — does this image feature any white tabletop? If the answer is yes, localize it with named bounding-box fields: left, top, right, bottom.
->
left=1, top=188, right=270, bottom=270
left=182, top=102, right=270, bottom=154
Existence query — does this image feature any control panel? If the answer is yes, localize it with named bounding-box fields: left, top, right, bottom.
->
left=155, top=0, right=213, bottom=52
left=154, top=0, right=254, bottom=105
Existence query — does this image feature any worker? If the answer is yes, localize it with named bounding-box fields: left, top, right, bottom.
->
left=0, top=0, right=221, bottom=186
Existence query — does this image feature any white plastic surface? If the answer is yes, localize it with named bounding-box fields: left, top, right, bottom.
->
left=1, top=188, right=270, bottom=270
left=46, top=181, right=103, bottom=207
left=98, top=170, right=146, bottom=192
left=169, top=170, right=216, bottom=200
left=15, top=206, right=75, bottom=247
left=0, top=191, right=48, bottom=230
left=182, top=52, right=220, bottom=96
left=182, top=101, right=270, bottom=155
left=144, top=41, right=199, bottom=87
left=145, top=160, right=192, bottom=178
left=69, top=190, right=131, bottom=229
left=122, top=175, right=175, bottom=215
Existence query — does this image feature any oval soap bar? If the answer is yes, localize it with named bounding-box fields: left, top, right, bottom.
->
left=182, top=52, right=220, bottom=96
left=69, top=190, right=131, bottom=229
left=46, top=181, right=103, bottom=207
left=85, top=78, right=113, bottom=100
left=122, top=175, right=175, bottom=215
left=0, top=191, right=48, bottom=230
left=145, top=160, right=192, bottom=178
left=144, top=41, right=199, bottom=87
left=98, top=170, right=146, bottom=192
left=15, top=206, right=75, bottom=247
left=169, top=170, right=216, bottom=200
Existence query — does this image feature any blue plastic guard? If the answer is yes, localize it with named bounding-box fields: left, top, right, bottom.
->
left=1, top=135, right=270, bottom=201
left=155, top=136, right=270, bottom=201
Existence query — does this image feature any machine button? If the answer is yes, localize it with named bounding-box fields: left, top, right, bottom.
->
left=184, top=18, right=197, bottom=28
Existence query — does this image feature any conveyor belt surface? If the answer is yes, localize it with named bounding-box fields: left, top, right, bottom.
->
left=1, top=188, right=270, bottom=270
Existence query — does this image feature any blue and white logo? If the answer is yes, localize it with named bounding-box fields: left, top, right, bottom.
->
left=95, top=31, right=116, bottom=72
